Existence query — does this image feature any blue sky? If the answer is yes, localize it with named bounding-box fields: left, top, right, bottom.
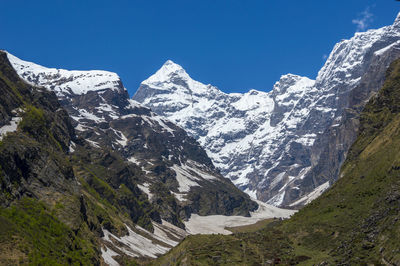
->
left=1, top=1, right=399, bottom=95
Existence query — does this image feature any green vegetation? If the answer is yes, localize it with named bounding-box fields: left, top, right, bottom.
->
left=155, top=59, right=400, bottom=265
left=186, top=182, right=258, bottom=217
left=73, top=149, right=156, bottom=232
left=0, top=197, right=98, bottom=265
left=18, top=104, right=64, bottom=151
left=18, top=105, right=45, bottom=135
left=226, top=218, right=276, bottom=234
left=0, top=67, right=25, bottom=104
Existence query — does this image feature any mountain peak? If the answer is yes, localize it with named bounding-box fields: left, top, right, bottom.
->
left=277, top=73, right=303, bottom=83
left=143, top=60, right=189, bottom=85
left=163, top=59, right=178, bottom=66
left=6, top=52, right=123, bottom=96
left=160, top=59, right=187, bottom=75
left=272, top=73, right=314, bottom=95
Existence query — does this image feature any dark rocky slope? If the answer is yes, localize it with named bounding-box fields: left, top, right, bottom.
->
left=0, top=51, right=102, bottom=264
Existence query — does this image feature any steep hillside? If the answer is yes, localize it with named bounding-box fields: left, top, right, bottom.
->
left=0, top=50, right=101, bottom=265
left=155, top=58, right=400, bottom=265
left=134, top=13, right=400, bottom=207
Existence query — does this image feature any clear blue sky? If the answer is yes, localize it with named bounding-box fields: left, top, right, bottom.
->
left=1, top=1, right=399, bottom=95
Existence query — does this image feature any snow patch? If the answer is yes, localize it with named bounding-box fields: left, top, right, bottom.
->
left=110, top=128, right=128, bottom=147
left=73, top=109, right=105, bottom=123
left=69, top=141, right=76, bottom=153
left=137, top=183, right=153, bottom=200
left=266, top=190, right=286, bottom=206
left=170, top=164, right=200, bottom=192
left=102, top=221, right=186, bottom=261
left=86, top=139, right=100, bottom=148
left=101, top=247, right=120, bottom=266
left=75, top=123, right=90, bottom=132
left=127, top=156, right=140, bottom=165
left=185, top=200, right=295, bottom=235
left=295, top=133, right=317, bottom=146
left=102, top=224, right=170, bottom=259
left=7, top=52, right=122, bottom=96
left=374, top=40, right=400, bottom=56
left=289, top=181, right=330, bottom=206
left=0, top=117, right=22, bottom=140
left=172, top=192, right=187, bottom=202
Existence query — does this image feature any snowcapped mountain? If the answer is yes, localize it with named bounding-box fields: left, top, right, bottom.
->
left=8, top=53, right=122, bottom=97
left=134, top=13, right=400, bottom=207
left=134, top=61, right=315, bottom=199
left=6, top=52, right=259, bottom=229
left=134, top=60, right=317, bottom=207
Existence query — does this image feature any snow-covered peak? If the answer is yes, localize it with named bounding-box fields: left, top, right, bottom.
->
left=230, top=89, right=272, bottom=112
left=164, top=59, right=183, bottom=69
left=139, top=60, right=217, bottom=97
left=6, top=52, right=123, bottom=96
left=142, top=60, right=190, bottom=85
left=272, top=74, right=315, bottom=96
left=276, top=73, right=304, bottom=84
left=315, top=14, right=400, bottom=90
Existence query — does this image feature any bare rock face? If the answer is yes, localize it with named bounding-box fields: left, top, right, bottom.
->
left=6, top=52, right=258, bottom=227
left=0, top=51, right=78, bottom=206
left=133, top=13, right=400, bottom=207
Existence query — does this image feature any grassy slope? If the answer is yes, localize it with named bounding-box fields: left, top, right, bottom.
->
left=155, top=60, right=400, bottom=265
left=0, top=197, right=97, bottom=265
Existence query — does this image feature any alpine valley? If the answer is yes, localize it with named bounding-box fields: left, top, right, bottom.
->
left=0, top=10, right=399, bottom=266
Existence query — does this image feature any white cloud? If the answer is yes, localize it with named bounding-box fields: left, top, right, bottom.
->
left=352, top=7, right=373, bottom=32
left=322, top=54, right=328, bottom=61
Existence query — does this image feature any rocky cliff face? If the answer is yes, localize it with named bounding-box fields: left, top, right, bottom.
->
left=0, top=51, right=77, bottom=207
left=6, top=52, right=258, bottom=226
left=133, top=13, right=400, bottom=207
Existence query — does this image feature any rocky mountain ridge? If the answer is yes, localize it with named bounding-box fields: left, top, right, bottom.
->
left=134, top=12, right=400, bottom=207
